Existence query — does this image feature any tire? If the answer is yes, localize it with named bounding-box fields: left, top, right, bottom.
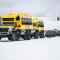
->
left=51, top=31, right=56, bottom=37
left=23, top=30, right=31, bottom=40
left=23, top=34, right=31, bottom=40
left=34, top=31, right=39, bottom=39
left=27, top=34, right=31, bottom=40
left=8, top=34, right=12, bottom=40
left=23, top=35, right=27, bottom=40
left=16, top=31, right=20, bottom=41
left=49, top=31, right=55, bottom=37
left=45, top=30, right=53, bottom=37
left=40, top=30, right=44, bottom=38
left=9, top=31, right=20, bottom=41
left=0, top=37, right=1, bottom=40
left=45, top=30, right=50, bottom=37
left=11, top=32, right=16, bottom=41
left=56, top=31, right=60, bottom=36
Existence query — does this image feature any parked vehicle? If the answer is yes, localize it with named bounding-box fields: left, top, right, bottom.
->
left=31, top=18, right=44, bottom=38
left=0, top=13, right=33, bottom=41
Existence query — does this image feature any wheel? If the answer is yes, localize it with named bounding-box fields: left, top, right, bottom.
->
left=40, top=30, right=44, bottom=38
left=45, top=30, right=53, bottom=37
left=56, top=30, right=60, bottom=36
left=8, top=34, right=12, bottom=40
left=27, top=34, right=31, bottom=40
left=23, top=30, right=31, bottom=40
left=8, top=31, right=20, bottom=41
left=11, top=32, right=16, bottom=41
left=0, top=37, right=1, bottom=40
left=23, top=34, right=31, bottom=40
left=34, top=31, right=39, bottom=39
left=45, top=30, right=50, bottom=37
left=23, top=35, right=27, bottom=40
left=51, top=31, right=56, bottom=37
left=15, top=31, right=20, bottom=41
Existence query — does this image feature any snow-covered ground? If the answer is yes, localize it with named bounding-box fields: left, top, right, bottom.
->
left=0, top=37, right=60, bottom=60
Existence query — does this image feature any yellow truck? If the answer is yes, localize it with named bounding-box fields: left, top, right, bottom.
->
left=31, top=18, right=44, bottom=38
left=0, top=13, right=33, bottom=41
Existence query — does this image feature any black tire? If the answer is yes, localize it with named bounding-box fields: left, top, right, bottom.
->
left=8, top=34, right=12, bottom=40
left=23, top=35, right=27, bottom=40
left=27, top=34, right=31, bottom=40
left=40, top=30, right=44, bottom=38
left=23, top=34, right=31, bottom=40
left=0, top=37, right=1, bottom=40
left=16, top=31, right=20, bottom=41
left=45, top=30, right=52, bottom=37
left=56, top=30, right=60, bottom=36
left=34, top=31, right=39, bottom=39
left=23, top=30, right=31, bottom=40
left=9, top=31, right=20, bottom=41
left=51, top=31, right=56, bottom=37
left=11, top=32, right=16, bottom=41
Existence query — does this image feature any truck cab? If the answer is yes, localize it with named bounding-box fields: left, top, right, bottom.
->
left=31, top=18, right=44, bottom=38
left=16, top=13, right=33, bottom=40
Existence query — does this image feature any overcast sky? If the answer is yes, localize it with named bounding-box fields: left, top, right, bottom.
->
left=0, top=0, right=60, bottom=17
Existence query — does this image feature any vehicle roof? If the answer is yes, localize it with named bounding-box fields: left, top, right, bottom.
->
left=2, top=14, right=18, bottom=18
left=32, top=18, right=42, bottom=23
left=19, top=13, right=32, bottom=18
left=2, top=13, right=32, bottom=19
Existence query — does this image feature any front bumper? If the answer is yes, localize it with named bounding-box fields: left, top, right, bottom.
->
left=0, top=32, right=9, bottom=37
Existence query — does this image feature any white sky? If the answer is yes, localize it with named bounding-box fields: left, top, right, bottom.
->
left=0, top=0, right=60, bottom=17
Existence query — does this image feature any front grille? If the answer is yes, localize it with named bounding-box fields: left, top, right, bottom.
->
left=0, top=28, right=8, bottom=32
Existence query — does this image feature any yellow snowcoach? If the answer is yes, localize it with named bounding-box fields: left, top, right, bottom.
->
left=0, top=13, right=33, bottom=41
left=31, top=18, right=44, bottom=38
left=16, top=13, right=33, bottom=40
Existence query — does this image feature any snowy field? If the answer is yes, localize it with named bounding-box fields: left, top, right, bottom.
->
left=0, top=37, right=60, bottom=60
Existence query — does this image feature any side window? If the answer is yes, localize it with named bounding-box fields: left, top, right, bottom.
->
left=16, top=15, right=20, bottom=20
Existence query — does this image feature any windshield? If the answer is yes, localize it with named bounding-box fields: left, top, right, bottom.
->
left=33, top=22, right=39, bottom=26
left=3, top=18, right=14, bottom=21
left=22, top=18, right=32, bottom=25
left=38, top=22, right=44, bottom=27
